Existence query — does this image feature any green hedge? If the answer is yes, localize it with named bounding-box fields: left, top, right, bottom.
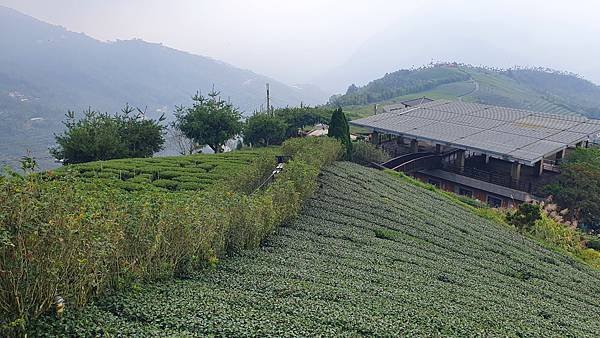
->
left=0, top=137, right=342, bottom=334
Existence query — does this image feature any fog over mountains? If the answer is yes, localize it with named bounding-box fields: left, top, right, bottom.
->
left=314, top=8, right=600, bottom=93
left=0, top=5, right=326, bottom=168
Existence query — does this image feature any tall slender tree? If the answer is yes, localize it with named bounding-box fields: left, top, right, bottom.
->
left=328, top=107, right=352, bottom=160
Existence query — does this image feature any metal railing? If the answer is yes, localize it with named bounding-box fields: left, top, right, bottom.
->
left=381, top=152, right=436, bottom=169
left=394, top=155, right=442, bottom=173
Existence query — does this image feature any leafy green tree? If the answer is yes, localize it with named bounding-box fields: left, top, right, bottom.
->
left=51, top=105, right=165, bottom=164
left=174, top=91, right=242, bottom=153
left=545, top=147, right=600, bottom=231
left=274, top=106, right=331, bottom=138
left=328, top=107, right=352, bottom=160
left=244, top=113, right=287, bottom=147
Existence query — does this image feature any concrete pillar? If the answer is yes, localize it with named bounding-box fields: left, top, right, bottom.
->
left=410, top=139, right=419, bottom=153
left=435, top=144, right=442, bottom=153
left=371, top=131, right=379, bottom=145
left=555, top=148, right=566, bottom=163
left=511, top=162, right=522, bottom=186
left=485, top=154, right=491, bottom=164
left=534, top=160, right=544, bottom=177
left=457, top=150, right=465, bottom=173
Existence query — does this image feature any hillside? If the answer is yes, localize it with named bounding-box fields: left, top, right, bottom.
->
left=334, top=65, right=600, bottom=119
left=0, top=5, right=326, bottom=169
left=31, top=162, right=600, bottom=336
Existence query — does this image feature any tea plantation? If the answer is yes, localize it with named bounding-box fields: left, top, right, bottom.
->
left=31, top=162, right=600, bottom=336
left=53, top=149, right=275, bottom=192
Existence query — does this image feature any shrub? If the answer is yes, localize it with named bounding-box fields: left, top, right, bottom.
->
left=351, top=141, right=391, bottom=165
left=152, top=179, right=179, bottom=190
left=0, top=136, right=342, bottom=334
left=506, top=203, right=542, bottom=231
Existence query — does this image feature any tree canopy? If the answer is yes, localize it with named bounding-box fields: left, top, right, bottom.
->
left=173, top=91, right=243, bottom=153
left=51, top=105, right=165, bottom=164
left=328, top=107, right=352, bottom=160
left=244, top=113, right=287, bottom=147
left=274, top=106, right=331, bottom=138
left=546, top=147, right=600, bottom=232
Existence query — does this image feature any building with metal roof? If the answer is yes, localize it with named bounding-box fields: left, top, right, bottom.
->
left=351, top=99, right=600, bottom=166
left=352, top=99, right=600, bottom=206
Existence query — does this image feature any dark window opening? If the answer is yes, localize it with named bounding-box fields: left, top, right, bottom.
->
left=458, top=187, right=473, bottom=197
left=427, top=178, right=441, bottom=188
left=487, top=195, right=503, bottom=208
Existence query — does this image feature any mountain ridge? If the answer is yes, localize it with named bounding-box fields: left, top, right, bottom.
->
left=0, top=5, right=327, bottom=169
left=334, top=64, right=600, bottom=119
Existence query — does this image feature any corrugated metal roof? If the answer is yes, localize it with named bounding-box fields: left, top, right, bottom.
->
left=350, top=99, right=600, bottom=165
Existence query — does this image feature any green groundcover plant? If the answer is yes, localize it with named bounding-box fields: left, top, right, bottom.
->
left=0, top=137, right=342, bottom=335
left=26, top=163, right=600, bottom=337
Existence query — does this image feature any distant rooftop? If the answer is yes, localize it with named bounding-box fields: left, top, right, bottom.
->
left=350, top=99, right=600, bottom=165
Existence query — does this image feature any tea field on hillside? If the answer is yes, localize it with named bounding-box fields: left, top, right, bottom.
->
left=31, top=162, right=600, bottom=336
left=52, top=148, right=275, bottom=192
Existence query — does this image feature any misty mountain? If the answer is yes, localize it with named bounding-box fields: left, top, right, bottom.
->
left=334, top=64, right=600, bottom=119
left=317, top=12, right=600, bottom=94
left=0, top=5, right=327, bottom=169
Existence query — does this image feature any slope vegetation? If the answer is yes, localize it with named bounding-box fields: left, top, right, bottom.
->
left=54, top=149, right=272, bottom=192
left=32, top=162, right=600, bottom=336
left=337, top=65, right=600, bottom=119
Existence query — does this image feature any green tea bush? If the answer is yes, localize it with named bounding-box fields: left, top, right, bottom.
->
left=0, top=137, right=342, bottom=334
left=28, top=162, right=600, bottom=337
left=152, top=179, right=179, bottom=190
left=56, top=149, right=271, bottom=192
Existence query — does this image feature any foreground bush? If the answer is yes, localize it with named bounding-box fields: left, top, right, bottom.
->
left=0, top=137, right=342, bottom=334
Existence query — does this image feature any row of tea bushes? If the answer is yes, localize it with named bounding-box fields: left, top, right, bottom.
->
left=29, top=162, right=600, bottom=336
left=51, top=149, right=274, bottom=192
left=0, top=137, right=342, bottom=334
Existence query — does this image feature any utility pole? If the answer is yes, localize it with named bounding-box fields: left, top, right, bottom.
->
left=266, top=83, right=271, bottom=116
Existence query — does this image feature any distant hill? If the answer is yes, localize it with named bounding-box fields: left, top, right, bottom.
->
left=334, top=64, right=600, bottom=119
left=0, top=5, right=327, bottom=169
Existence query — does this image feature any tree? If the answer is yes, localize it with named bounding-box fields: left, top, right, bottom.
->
left=173, top=90, right=242, bottom=153
left=328, top=107, right=352, bottom=160
left=274, top=106, right=331, bottom=138
left=51, top=105, right=165, bottom=164
left=545, top=147, right=600, bottom=232
left=244, top=113, right=287, bottom=147
left=506, top=203, right=542, bottom=231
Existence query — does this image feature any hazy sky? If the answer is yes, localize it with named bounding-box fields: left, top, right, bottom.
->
left=2, top=0, right=600, bottom=90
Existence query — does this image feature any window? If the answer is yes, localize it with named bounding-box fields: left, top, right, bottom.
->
left=458, top=187, right=473, bottom=197
left=487, top=195, right=503, bottom=208
left=427, top=178, right=441, bottom=188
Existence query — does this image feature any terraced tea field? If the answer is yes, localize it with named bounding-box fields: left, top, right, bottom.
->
left=32, top=162, right=600, bottom=336
left=52, top=148, right=274, bottom=192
